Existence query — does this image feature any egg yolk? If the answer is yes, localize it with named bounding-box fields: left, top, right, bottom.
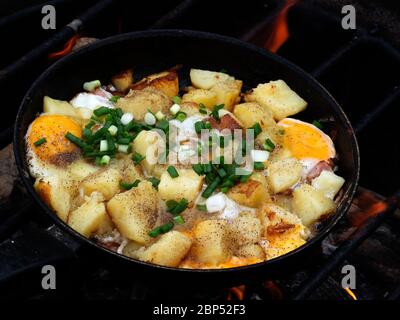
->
left=278, top=118, right=335, bottom=161
left=28, top=114, right=82, bottom=165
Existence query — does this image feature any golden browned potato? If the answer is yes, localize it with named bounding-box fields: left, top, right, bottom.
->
left=227, top=176, right=269, bottom=208
left=116, top=87, right=172, bottom=120
left=67, top=159, right=99, bottom=182
left=182, top=89, right=217, bottom=109
left=292, top=184, right=336, bottom=226
left=236, top=244, right=265, bottom=259
left=233, top=102, right=276, bottom=129
left=210, top=80, right=242, bottom=111
left=131, top=70, right=179, bottom=98
left=34, top=179, right=72, bottom=222
left=106, top=181, right=159, bottom=244
left=228, top=215, right=262, bottom=246
left=111, top=156, right=144, bottom=184
left=267, top=158, right=303, bottom=193
left=158, top=168, right=204, bottom=204
left=191, top=220, right=230, bottom=265
left=79, top=167, right=121, bottom=200
left=179, top=101, right=201, bottom=117
left=43, top=96, right=79, bottom=118
left=111, top=69, right=133, bottom=92
left=257, top=203, right=302, bottom=231
left=311, top=170, right=345, bottom=199
left=190, top=69, right=235, bottom=89
left=67, top=195, right=109, bottom=237
left=245, top=80, right=307, bottom=121
left=136, top=231, right=192, bottom=267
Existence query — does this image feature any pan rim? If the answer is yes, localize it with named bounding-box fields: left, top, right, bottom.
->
left=14, top=29, right=360, bottom=274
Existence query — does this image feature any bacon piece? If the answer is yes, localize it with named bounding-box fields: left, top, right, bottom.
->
left=267, top=222, right=295, bottom=234
left=306, top=160, right=333, bottom=182
left=208, top=114, right=242, bottom=132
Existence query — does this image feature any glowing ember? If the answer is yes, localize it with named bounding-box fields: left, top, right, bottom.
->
left=48, top=35, right=78, bottom=59
left=264, top=0, right=298, bottom=53
left=344, top=287, right=357, bottom=300
left=226, top=285, right=245, bottom=300
left=263, top=280, right=284, bottom=300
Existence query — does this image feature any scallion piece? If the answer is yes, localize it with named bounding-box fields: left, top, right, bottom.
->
left=120, top=179, right=140, bottom=190
left=192, top=164, right=204, bottom=176
left=173, top=215, right=185, bottom=225
left=132, top=152, right=145, bottom=165
left=34, top=137, right=46, bottom=147
left=202, top=176, right=221, bottom=198
left=148, top=177, right=160, bottom=189
left=194, top=121, right=205, bottom=134
left=117, top=137, right=131, bottom=145
left=199, top=108, right=207, bottom=115
left=100, top=155, right=110, bottom=166
left=65, top=132, right=92, bottom=152
left=172, top=96, right=181, bottom=105
left=263, top=138, right=275, bottom=152
left=203, top=163, right=212, bottom=173
left=93, top=106, right=111, bottom=117
left=169, top=198, right=189, bottom=216
left=109, top=96, right=121, bottom=103
left=83, top=80, right=101, bottom=92
left=249, top=122, right=262, bottom=137
left=312, top=120, right=324, bottom=130
left=175, top=111, right=187, bottom=122
left=167, top=165, right=179, bottom=178
left=196, top=204, right=207, bottom=212
left=148, top=221, right=174, bottom=238
left=221, top=187, right=229, bottom=193
left=204, top=122, right=212, bottom=130
left=254, top=162, right=265, bottom=170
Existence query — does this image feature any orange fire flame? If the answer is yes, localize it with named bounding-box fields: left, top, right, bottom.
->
left=48, top=35, right=78, bottom=59
left=344, top=287, right=357, bottom=300
left=264, top=0, right=298, bottom=52
left=226, top=285, right=246, bottom=300
left=263, top=280, right=284, bottom=300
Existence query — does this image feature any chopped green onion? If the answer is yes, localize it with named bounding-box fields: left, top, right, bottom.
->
left=85, top=120, right=96, bottom=129
left=196, top=204, right=207, bottom=212
left=109, top=96, right=120, bottom=103
left=249, top=122, right=262, bottom=137
left=166, top=200, right=179, bottom=211
left=93, top=106, right=111, bottom=117
left=175, top=111, right=187, bottom=122
left=254, top=162, right=265, bottom=170
left=155, top=111, right=165, bottom=120
left=312, top=120, right=324, bottom=130
left=170, top=103, right=181, bottom=115
left=148, top=221, right=174, bottom=238
left=169, top=198, right=189, bottom=215
left=83, top=80, right=101, bottom=92
left=203, top=163, right=212, bottom=173
left=199, top=108, right=207, bottom=114
left=148, top=177, right=160, bottom=189
left=65, top=132, right=92, bottom=152
left=173, top=215, right=185, bottom=225
left=221, top=186, right=229, bottom=193
left=34, top=137, right=46, bottom=147
left=202, top=176, right=221, bottom=198
left=117, top=137, right=131, bottom=145
left=216, top=167, right=227, bottom=178
left=172, top=96, right=181, bottom=105
left=194, top=121, right=205, bottom=134
left=120, top=180, right=140, bottom=190
left=132, top=152, right=145, bottom=165
left=210, top=104, right=225, bottom=121
left=192, top=164, right=204, bottom=175
left=263, top=138, right=275, bottom=152
left=204, top=122, right=212, bottom=130
left=167, top=165, right=179, bottom=178
left=118, top=144, right=130, bottom=153
left=240, top=174, right=252, bottom=183
left=100, top=140, right=108, bottom=152
left=100, top=155, right=110, bottom=166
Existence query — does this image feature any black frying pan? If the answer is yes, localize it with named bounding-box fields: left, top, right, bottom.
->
left=9, top=30, right=359, bottom=290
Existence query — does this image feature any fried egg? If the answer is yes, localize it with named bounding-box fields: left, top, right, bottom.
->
left=26, top=114, right=82, bottom=178
left=278, top=118, right=335, bottom=161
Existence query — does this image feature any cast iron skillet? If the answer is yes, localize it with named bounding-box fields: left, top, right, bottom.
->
left=9, top=30, right=359, bottom=289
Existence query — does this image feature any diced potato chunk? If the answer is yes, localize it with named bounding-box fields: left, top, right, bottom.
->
left=34, top=179, right=71, bottom=222
left=79, top=167, right=121, bottom=200
left=267, top=158, right=302, bottom=193
left=246, top=80, right=307, bottom=121
left=233, top=102, right=276, bottom=129
left=210, top=80, right=242, bottom=111
left=311, top=170, right=345, bottom=199
left=111, top=69, right=133, bottom=92
left=67, top=195, right=108, bottom=237
left=116, top=87, right=171, bottom=120
left=181, top=89, right=217, bottom=109
left=131, top=70, right=179, bottom=98
left=132, top=130, right=165, bottom=174
left=257, top=203, right=302, bottom=231
left=107, top=181, right=159, bottom=244
left=43, top=96, right=79, bottom=118
left=228, top=216, right=262, bottom=246
left=67, top=159, right=99, bottom=182
left=136, top=231, right=192, bottom=267
left=111, top=156, right=144, bottom=184
left=265, top=224, right=306, bottom=259
left=190, top=69, right=234, bottom=89
left=236, top=244, right=265, bottom=259
left=227, top=175, right=270, bottom=208
left=158, top=168, right=204, bottom=204
left=191, top=220, right=230, bottom=265
left=292, top=184, right=336, bottom=226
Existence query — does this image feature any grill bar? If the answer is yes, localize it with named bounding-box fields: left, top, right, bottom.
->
left=292, top=190, right=400, bottom=300
left=150, top=0, right=200, bottom=29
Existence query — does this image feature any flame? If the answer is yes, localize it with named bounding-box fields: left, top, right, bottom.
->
left=349, top=193, right=388, bottom=227
left=226, top=285, right=245, bottom=300
left=264, top=0, right=298, bottom=52
left=344, top=287, right=357, bottom=300
left=263, top=280, right=284, bottom=300
left=48, top=35, right=78, bottom=59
